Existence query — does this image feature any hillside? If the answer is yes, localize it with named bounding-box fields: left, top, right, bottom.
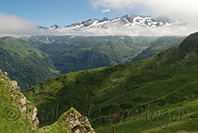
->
left=29, top=35, right=157, bottom=74
left=131, top=36, right=185, bottom=62
left=0, top=36, right=158, bottom=92
left=24, top=32, right=198, bottom=132
left=0, top=69, right=39, bottom=132
left=1, top=35, right=186, bottom=93
left=0, top=37, right=59, bottom=92
left=0, top=70, right=95, bottom=133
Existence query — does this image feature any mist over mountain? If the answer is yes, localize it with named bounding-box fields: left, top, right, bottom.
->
left=41, top=13, right=183, bottom=29
left=39, top=13, right=188, bottom=36
left=0, top=12, right=196, bottom=37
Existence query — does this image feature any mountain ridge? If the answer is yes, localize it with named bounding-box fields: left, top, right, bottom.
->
left=39, top=13, right=184, bottom=30
left=131, top=36, right=186, bottom=62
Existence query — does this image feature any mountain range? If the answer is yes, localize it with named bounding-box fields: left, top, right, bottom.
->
left=39, top=13, right=184, bottom=31
left=1, top=10, right=198, bottom=133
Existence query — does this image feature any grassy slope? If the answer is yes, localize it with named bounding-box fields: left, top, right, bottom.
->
left=0, top=37, right=59, bottom=92
left=0, top=35, right=157, bottom=92
left=0, top=72, right=38, bottom=133
left=24, top=32, right=198, bottom=132
left=0, top=72, right=93, bottom=133
left=131, top=36, right=185, bottom=62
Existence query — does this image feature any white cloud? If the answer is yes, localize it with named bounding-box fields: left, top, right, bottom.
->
left=90, top=0, right=198, bottom=17
left=52, top=24, right=197, bottom=37
left=89, top=0, right=198, bottom=36
left=1, top=0, right=198, bottom=38
left=102, top=9, right=111, bottom=13
left=90, top=0, right=198, bottom=22
left=0, top=13, right=40, bottom=37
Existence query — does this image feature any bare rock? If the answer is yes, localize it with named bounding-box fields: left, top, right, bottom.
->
left=33, top=117, right=39, bottom=129
left=63, top=108, right=95, bottom=133
left=0, top=70, right=8, bottom=77
left=11, top=81, right=18, bottom=89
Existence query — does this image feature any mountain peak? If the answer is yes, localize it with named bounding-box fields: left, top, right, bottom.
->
left=50, top=24, right=61, bottom=29
left=99, top=17, right=109, bottom=22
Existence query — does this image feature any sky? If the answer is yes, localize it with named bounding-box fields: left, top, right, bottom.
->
left=0, top=0, right=121, bottom=27
left=0, top=0, right=198, bottom=37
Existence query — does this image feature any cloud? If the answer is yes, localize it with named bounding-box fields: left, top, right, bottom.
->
left=102, top=9, right=111, bottom=13
left=89, top=0, right=198, bottom=23
left=89, top=0, right=198, bottom=36
left=40, top=18, right=196, bottom=37
left=90, top=0, right=198, bottom=16
left=1, top=1, right=198, bottom=38
left=0, top=13, right=40, bottom=37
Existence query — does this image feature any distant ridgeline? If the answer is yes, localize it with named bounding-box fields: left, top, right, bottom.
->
left=0, top=35, right=185, bottom=92
left=0, top=70, right=95, bottom=133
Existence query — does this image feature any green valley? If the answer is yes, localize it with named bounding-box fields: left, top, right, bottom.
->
left=0, top=35, right=186, bottom=93
left=0, top=35, right=158, bottom=92
left=23, top=32, right=198, bottom=132
left=29, top=36, right=157, bottom=74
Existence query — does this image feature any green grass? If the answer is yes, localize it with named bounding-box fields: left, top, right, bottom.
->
left=0, top=37, right=44, bottom=58
left=1, top=71, right=94, bottom=133
left=48, top=67, right=60, bottom=75
left=0, top=35, right=158, bottom=92
left=38, top=107, right=95, bottom=133
left=0, top=37, right=59, bottom=92
left=0, top=73, right=38, bottom=133
left=132, top=36, right=185, bottom=62
left=24, top=32, right=198, bottom=132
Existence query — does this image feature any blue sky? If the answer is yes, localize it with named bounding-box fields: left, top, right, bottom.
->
left=0, top=0, right=134, bottom=27
left=0, top=0, right=198, bottom=37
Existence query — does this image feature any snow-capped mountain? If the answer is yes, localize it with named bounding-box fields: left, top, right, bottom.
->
left=39, top=13, right=184, bottom=31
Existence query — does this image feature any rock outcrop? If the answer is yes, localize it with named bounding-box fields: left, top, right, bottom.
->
left=39, top=107, right=96, bottom=133
left=62, top=108, right=95, bottom=133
